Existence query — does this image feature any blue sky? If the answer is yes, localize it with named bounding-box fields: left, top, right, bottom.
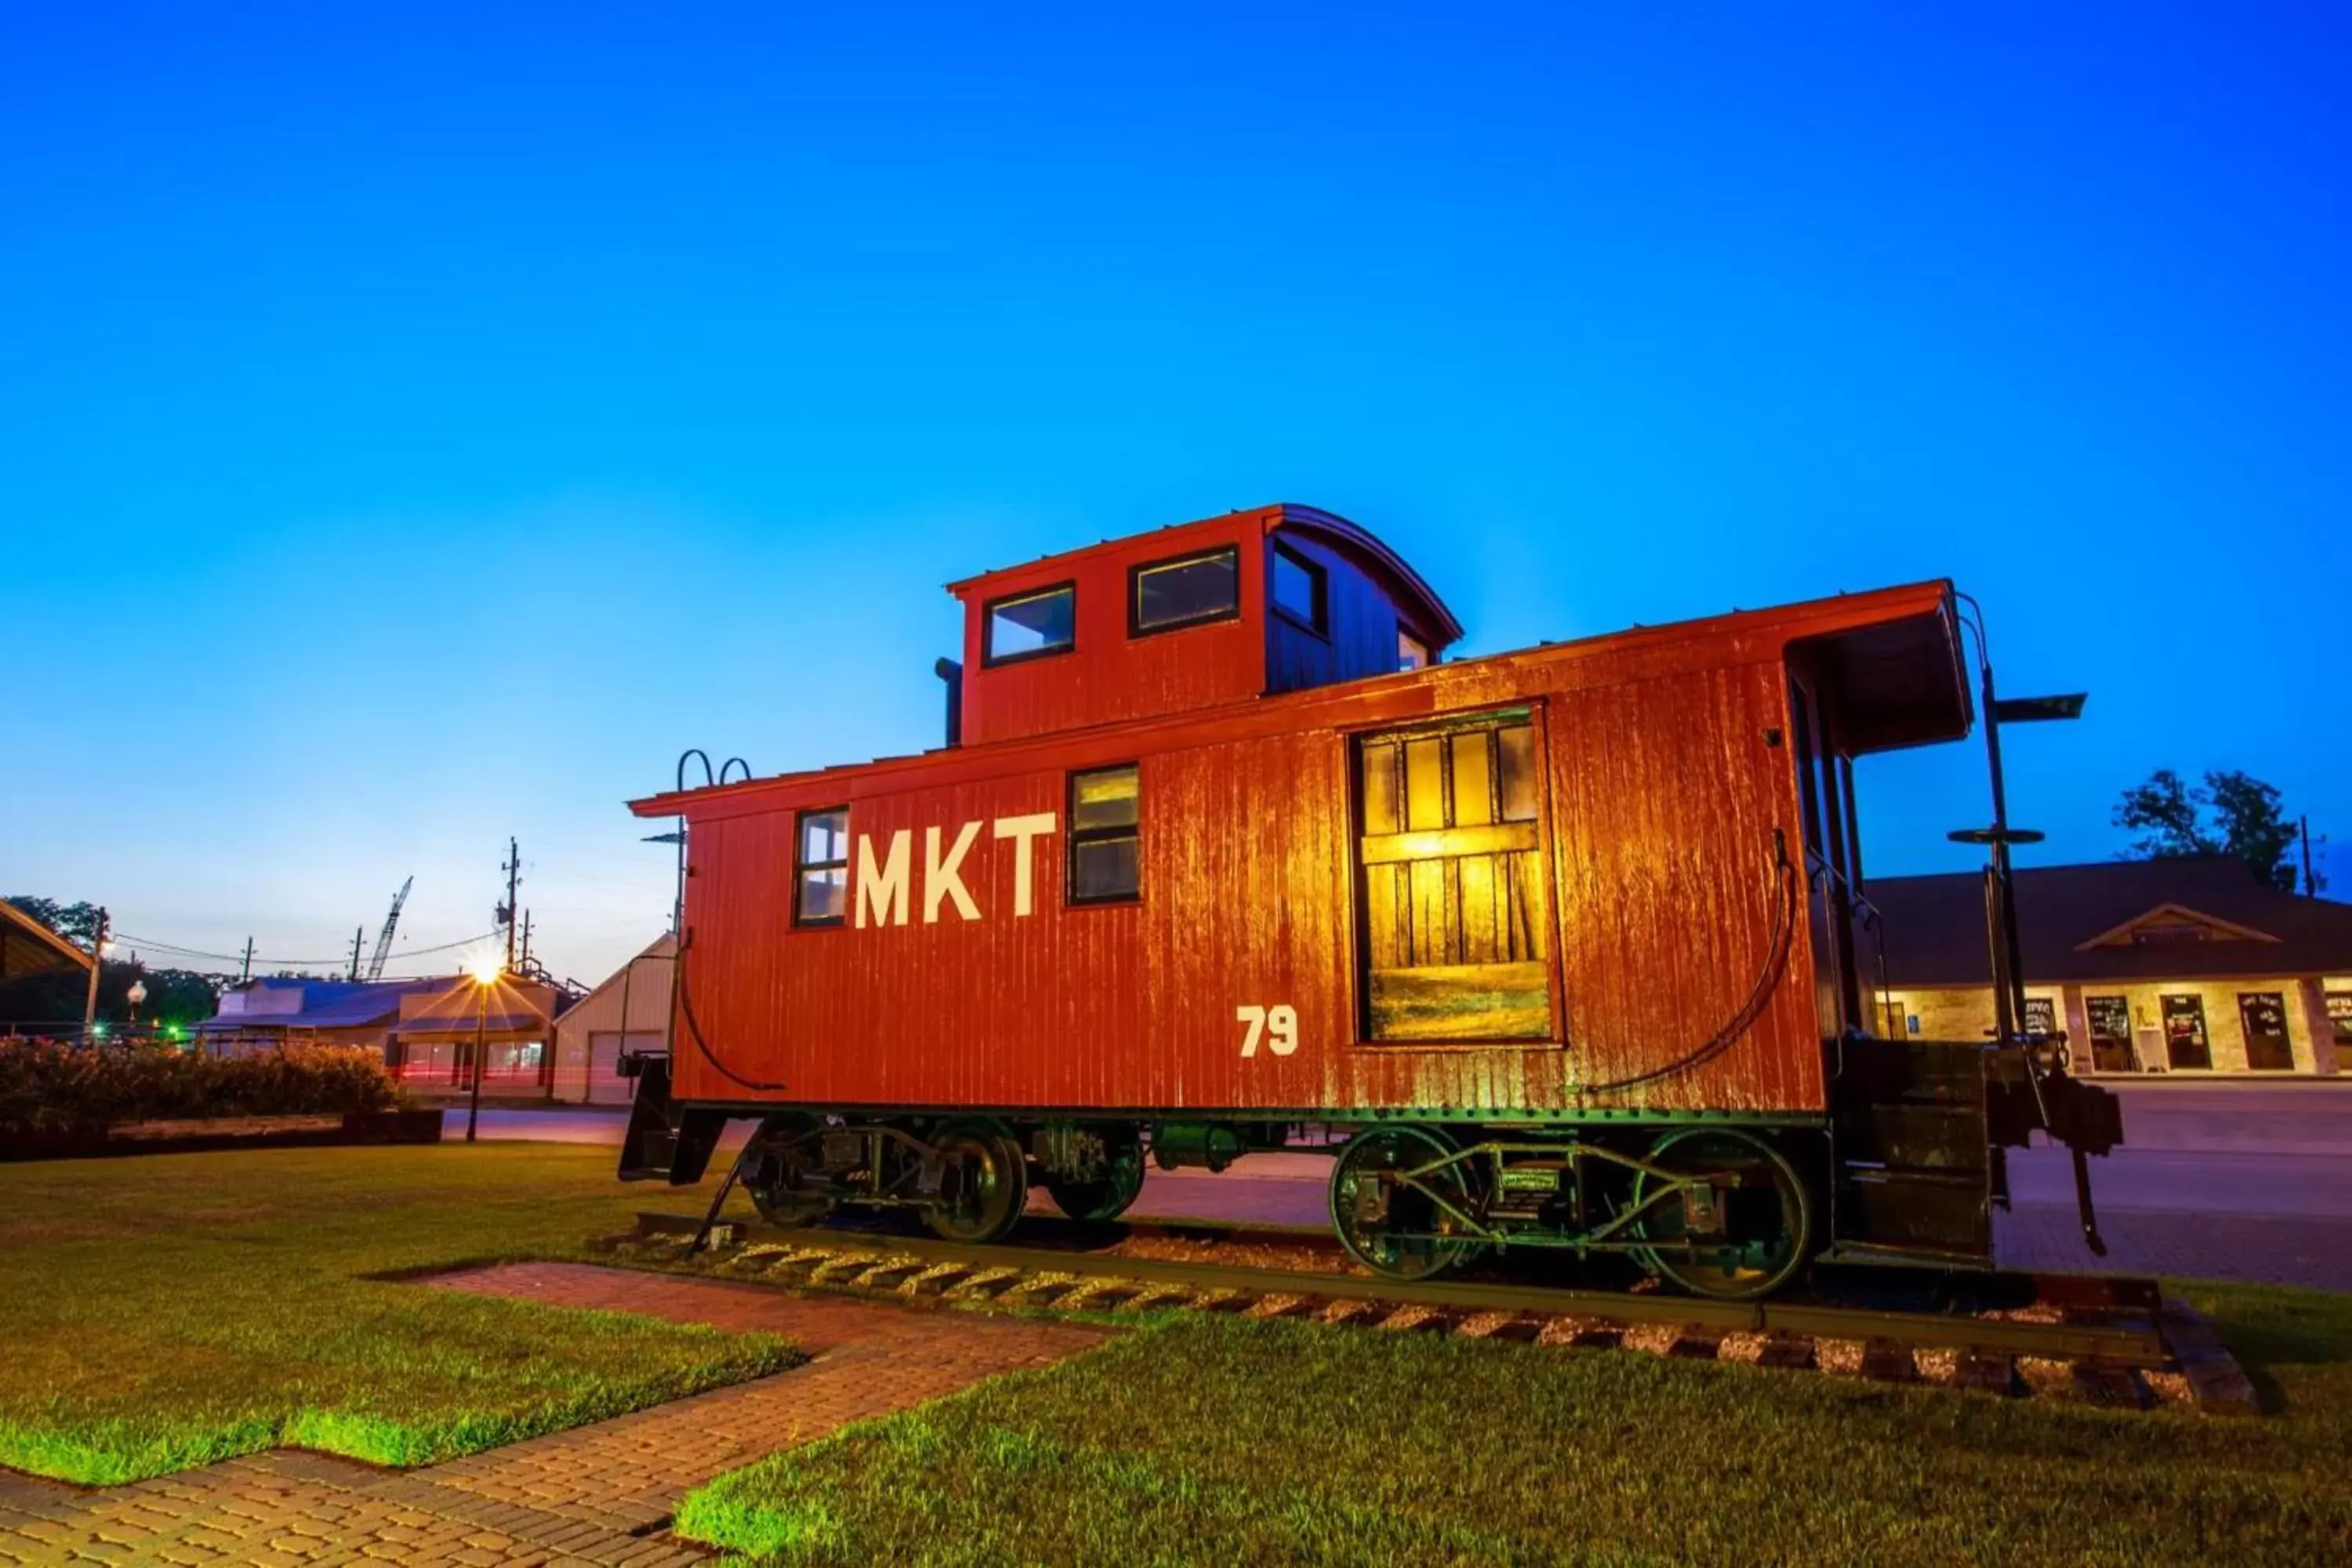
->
left=4, top=3, right=2346, bottom=985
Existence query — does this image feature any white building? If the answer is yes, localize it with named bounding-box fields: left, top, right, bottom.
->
left=551, top=935, right=673, bottom=1105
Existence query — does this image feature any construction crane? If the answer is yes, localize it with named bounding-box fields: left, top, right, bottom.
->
left=364, top=877, right=414, bottom=982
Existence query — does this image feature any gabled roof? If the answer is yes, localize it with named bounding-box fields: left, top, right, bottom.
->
left=1, top=901, right=94, bottom=979
left=1872, top=856, right=2352, bottom=987
left=568, top=933, right=676, bottom=1013
left=2074, top=902, right=2281, bottom=950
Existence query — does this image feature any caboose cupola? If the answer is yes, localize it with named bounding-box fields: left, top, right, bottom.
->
left=944, top=503, right=1463, bottom=746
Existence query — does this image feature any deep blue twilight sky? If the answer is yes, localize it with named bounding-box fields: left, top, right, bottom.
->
left=4, top=4, right=2347, bottom=985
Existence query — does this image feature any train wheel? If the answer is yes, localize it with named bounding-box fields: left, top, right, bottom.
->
left=1628, top=1127, right=1813, bottom=1301
left=742, top=1113, right=832, bottom=1228
left=924, top=1120, right=1029, bottom=1243
left=1327, top=1124, right=1483, bottom=1281
left=1043, top=1129, right=1145, bottom=1223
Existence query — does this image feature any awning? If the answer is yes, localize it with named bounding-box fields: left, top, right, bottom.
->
left=1, top=901, right=96, bottom=980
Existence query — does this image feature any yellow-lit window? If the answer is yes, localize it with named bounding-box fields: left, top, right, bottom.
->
left=1068, top=765, right=1140, bottom=904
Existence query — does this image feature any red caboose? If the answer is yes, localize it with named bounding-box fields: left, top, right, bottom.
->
left=621, top=503, right=2121, bottom=1298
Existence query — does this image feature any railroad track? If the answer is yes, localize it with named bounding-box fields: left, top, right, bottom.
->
left=608, top=1210, right=2258, bottom=1417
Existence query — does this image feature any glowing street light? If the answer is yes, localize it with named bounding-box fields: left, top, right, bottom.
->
left=126, top=979, right=147, bottom=1029
left=465, top=962, right=501, bottom=1145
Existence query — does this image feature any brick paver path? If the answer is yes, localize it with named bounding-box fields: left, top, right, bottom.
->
left=0, top=1266, right=1103, bottom=1566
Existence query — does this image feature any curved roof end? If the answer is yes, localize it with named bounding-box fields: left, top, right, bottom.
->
left=1272, top=503, right=1466, bottom=648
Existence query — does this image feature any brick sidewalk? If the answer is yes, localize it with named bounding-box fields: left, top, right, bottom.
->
left=0, top=1268, right=1104, bottom=1566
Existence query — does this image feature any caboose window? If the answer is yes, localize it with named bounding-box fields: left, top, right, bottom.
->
left=1131, top=547, right=1240, bottom=635
left=794, top=807, right=850, bottom=926
left=1068, top=764, right=1141, bottom=904
left=983, top=584, right=1076, bottom=665
left=1271, top=543, right=1327, bottom=635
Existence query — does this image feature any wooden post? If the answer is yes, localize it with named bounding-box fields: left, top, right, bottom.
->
left=82, top=907, right=109, bottom=1040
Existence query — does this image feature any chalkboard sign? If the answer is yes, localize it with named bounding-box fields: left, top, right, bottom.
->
left=2086, top=995, right=2132, bottom=1040
left=2023, top=996, right=2059, bottom=1036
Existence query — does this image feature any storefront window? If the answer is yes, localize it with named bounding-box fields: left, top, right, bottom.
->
left=2161, top=993, right=2212, bottom=1070
left=2238, top=993, right=2294, bottom=1071
left=2085, top=994, right=2134, bottom=1073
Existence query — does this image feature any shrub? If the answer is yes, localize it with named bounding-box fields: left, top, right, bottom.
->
left=0, top=1040, right=405, bottom=1136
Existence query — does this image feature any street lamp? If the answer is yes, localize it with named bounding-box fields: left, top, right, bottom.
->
left=464, top=957, right=501, bottom=1145
left=125, top=980, right=147, bottom=1031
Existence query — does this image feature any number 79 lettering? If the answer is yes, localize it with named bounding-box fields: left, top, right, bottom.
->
left=1236, top=1004, right=1298, bottom=1057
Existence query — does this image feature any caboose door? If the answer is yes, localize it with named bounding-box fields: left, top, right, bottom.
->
left=1352, top=709, right=1556, bottom=1043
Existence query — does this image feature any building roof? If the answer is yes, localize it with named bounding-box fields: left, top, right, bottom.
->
left=198, top=977, right=447, bottom=1033
left=1872, top=856, right=2352, bottom=988
left=0, top=901, right=95, bottom=980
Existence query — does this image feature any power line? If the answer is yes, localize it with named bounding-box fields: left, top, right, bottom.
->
left=111, top=931, right=498, bottom=968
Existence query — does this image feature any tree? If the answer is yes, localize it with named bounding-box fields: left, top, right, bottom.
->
left=2112, top=769, right=2307, bottom=891
left=0, top=897, right=225, bottom=1033
left=3, top=896, right=103, bottom=950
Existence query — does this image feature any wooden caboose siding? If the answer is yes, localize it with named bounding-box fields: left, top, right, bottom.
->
left=1263, top=527, right=1423, bottom=696
left=669, top=656, right=1818, bottom=1116
left=956, top=514, right=1271, bottom=746
left=648, top=581, right=1961, bottom=1120
left=1539, top=661, right=1824, bottom=1112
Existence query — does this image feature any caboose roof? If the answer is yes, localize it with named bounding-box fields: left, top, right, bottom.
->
left=630, top=573, right=1968, bottom=822
left=945, top=503, right=1465, bottom=648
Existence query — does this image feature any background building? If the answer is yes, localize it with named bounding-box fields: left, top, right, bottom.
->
left=1872, top=857, right=2350, bottom=1076
left=195, top=976, right=443, bottom=1055
left=551, top=935, right=673, bottom=1105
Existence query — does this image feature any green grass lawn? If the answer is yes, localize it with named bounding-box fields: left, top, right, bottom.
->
left=0, top=1143, right=795, bottom=1485
left=677, top=1283, right=2352, bottom=1568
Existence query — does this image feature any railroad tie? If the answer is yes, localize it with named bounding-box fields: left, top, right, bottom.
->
left=1453, top=1312, right=1541, bottom=1341
left=1536, top=1315, right=1624, bottom=1350
left=1661, top=1323, right=1726, bottom=1360
left=2069, top=1359, right=2149, bottom=1410
left=1859, top=1338, right=1919, bottom=1383
left=1057, top=1279, right=1150, bottom=1312
left=1955, top=1349, right=2020, bottom=1397
left=898, top=1261, right=976, bottom=1297
left=808, top=1251, right=885, bottom=1285
left=1752, top=1331, right=1817, bottom=1370
left=849, top=1256, right=928, bottom=1290
left=1316, top=1298, right=1382, bottom=1327
left=2156, top=1299, right=2262, bottom=1419
left=998, top=1272, right=1087, bottom=1307
left=1115, top=1284, right=1200, bottom=1313
left=943, top=1265, right=1025, bottom=1301
left=1374, top=1305, right=1459, bottom=1334
left=756, top=1247, right=836, bottom=1282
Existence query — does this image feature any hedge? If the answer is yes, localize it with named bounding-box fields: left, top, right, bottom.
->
left=0, top=1040, right=405, bottom=1137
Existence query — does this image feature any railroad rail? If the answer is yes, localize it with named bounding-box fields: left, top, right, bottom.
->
left=609, top=1210, right=2258, bottom=1417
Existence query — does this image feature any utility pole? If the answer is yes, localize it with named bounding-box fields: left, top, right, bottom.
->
left=349, top=926, right=365, bottom=982
left=2303, top=815, right=2318, bottom=898
left=502, top=837, right=521, bottom=974
left=240, top=936, right=253, bottom=983
left=82, top=906, right=110, bottom=1041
